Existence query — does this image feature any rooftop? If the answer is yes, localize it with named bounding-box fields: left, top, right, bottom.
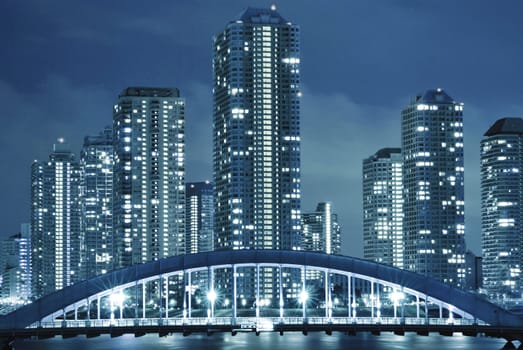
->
left=484, top=117, right=523, bottom=136
left=414, top=88, right=456, bottom=104
left=119, top=87, right=180, bottom=98
left=237, top=7, right=288, bottom=25
left=374, top=147, right=402, bottom=159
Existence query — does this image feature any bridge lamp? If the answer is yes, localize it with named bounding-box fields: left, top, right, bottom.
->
left=109, top=291, right=125, bottom=322
left=389, top=291, right=404, bottom=319
left=389, top=291, right=404, bottom=304
left=207, top=290, right=217, bottom=319
left=110, top=291, right=125, bottom=308
left=299, top=290, right=309, bottom=304
left=299, top=290, right=308, bottom=321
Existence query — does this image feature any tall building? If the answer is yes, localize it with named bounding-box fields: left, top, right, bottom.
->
left=0, top=225, right=31, bottom=303
left=31, top=140, right=82, bottom=298
left=362, top=148, right=404, bottom=268
left=481, top=117, right=523, bottom=299
left=465, top=250, right=482, bottom=292
left=302, top=202, right=341, bottom=255
left=213, top=7, right=301, bottom=252
left=80, top=127, right=114, bottom=277
left=401, top=89, right=466, bottom=287
left=113, top=87, right=186, bottom=268
left=186, top=181, right=214, bottom=254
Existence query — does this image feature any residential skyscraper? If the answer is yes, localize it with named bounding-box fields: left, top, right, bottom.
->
left=213, top=7, right=301, bottom=252
left=80, top=127, right=114, bottom=277
left=113, top=87, right=186, bottom=267
left=465, top=250, right=482, bottom=292
left=186, top=181, right=214, bottom=254
left=302, top=202, right=341, bottom=255
left=481, top=117, right=523, bottom=299
left=0, top=225, right=31, bottom=303
left=363, top=148, right=404, bottom=268
left=31, top=140, right=81, bottom=298
left=401, top=89, right=466, bottom=287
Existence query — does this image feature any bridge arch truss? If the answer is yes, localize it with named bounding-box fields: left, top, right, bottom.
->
left=1, top=250, right=521, bottom=329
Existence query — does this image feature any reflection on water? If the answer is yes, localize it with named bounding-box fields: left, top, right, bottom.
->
left=13, top=332, right=512, bottom=350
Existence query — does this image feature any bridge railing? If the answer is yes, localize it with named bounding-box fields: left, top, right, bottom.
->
left=28, top=316, right=481, bottom=329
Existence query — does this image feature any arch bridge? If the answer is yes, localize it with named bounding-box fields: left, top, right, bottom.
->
left=1, top=250, right=523, bottom=342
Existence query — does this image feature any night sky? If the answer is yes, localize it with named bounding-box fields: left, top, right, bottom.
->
left=1, top=0, right=522, bottom=257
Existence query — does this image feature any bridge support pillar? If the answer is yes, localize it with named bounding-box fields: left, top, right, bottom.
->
left=279, top=264, right=283, bottom=319
left=301, top=266, right=307, bottom=322
left=400, top=287, right=405, bottom=325
left=255, top=264, right=260, bottom=319
left=188, top=271, right=192, bottom=318
left=87, top=297, right=91, bottom=322
left=351, top=274, right=356, bottom=320
left=416, top=295, right=420, bottom=319
left=97, top=295, right=101, bottom=320
left=142, top=282, right=146, bottom=319
left=371, top=282, right=374, bottom=320
left=165, top=275, right=169, bottom=319
left=348, top=274, right=352, bottom=319
left=233, top=265, right=237, bottom=323
left=424, top=296, right=429, bottom=325
left=183, top=270, right=187, bottom=321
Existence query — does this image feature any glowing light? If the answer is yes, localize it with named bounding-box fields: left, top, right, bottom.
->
left=299, top=290, right=309, bottom=304
left=389, top=291, right=404, bottom=304
left=110, top=291, right=125, bottom=307
left=207, top=290, right=217, bottom=303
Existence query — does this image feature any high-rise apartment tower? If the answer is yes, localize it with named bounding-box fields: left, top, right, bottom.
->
left=186, top=181, right=214, bottom=254
left=401, top=89, right=466, bottom=287
left=113, top=87, right=185, bottom=267
left=31, top=140, right=81, bottom=298
left=80, top=127, right=114, bottom=277
left=302, top=202, right=341, bottom=255
left=481, top=117, right=523, bottom=299
left=363, top=148, right=404, bottom=268
left=213, top=7, right=302, bottom=251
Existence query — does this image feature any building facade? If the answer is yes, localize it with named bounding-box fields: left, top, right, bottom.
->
left=213, top=7, right=302, bottom=252
left=465, top=250, right=482, bottom=292
left=80, top=127, right=114, bottom=277
left=113, top=87, right=186, bottom=267
left=481, top=117, right=523, bottom=299
left=0, top=225, right=31, bottom=303
left=401, top=89, right=466, bottom=287
left=362, top=148, right=404, bottom=268
left=31, top=140, right=82, bottom=298
left=302, top=202, right=341, bottom=255
left=212, top=7, right=301, bottom=305
left=186, top=181, right=214, bottom=254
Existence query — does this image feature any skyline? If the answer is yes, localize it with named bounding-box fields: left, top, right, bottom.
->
left=2, top=1, right=523, bottom=257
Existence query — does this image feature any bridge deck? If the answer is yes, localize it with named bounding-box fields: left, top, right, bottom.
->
left=1, top=321, right=522, bottom=342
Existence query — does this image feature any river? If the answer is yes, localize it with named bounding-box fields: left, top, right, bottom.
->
left=12, top=332, right=514, bottom=350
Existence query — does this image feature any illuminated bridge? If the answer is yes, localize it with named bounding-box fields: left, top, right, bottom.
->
left=1, top=250, right=523, bottom=346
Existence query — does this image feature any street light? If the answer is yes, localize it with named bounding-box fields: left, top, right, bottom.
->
left=109, top=291, right=125, bottom=323
left=299, top=290, right=308, bottom=321
left=389, top=291, right=404, bottom=319
left=207, top=289, right=217, bottom=319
